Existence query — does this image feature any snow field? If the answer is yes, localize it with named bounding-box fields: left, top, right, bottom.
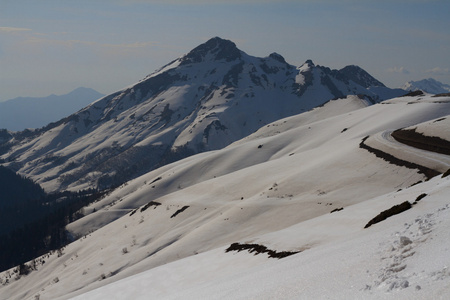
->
left=1, top=94, right=449, bottom=299
left=70, top=175, right=450, bottom=300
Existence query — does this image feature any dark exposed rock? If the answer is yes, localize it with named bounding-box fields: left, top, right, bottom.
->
left=401, top=90, right=424, bottom=97
left=0, top=129, right=13, bottom=143
left=304, top=59, right=315, bottom=67
left=159, top=104, right=174, bottom=126
left=140, top=201, right=161, bottom=213
left=413, top=193, right=427, bottom=205
left=433, top=118, right=446, bottom=123
left=293, top=64, right=314, bottom=97
left=269, top=52, right=286, bottom=64
left=170, top=206, right=189, bottom=218
left=135, top=72, right=182, bottom=99
left=339, top=65, right=386, bottom=88
left=433, top=92, right=450, bottom=97
left=443, top=169, right=450, bottom=178
left=203, top=120, right=228, bottom=143
left=364, top=201, right=412, bottom=228
left=222, top=62, right=244, bottom=87
left=359, top=136, right=440, bottom=180
left=149, top=176, right=162, bottom=184
left=391, top=128, right=450, bottom=156
left=180, top=37, right=241, bottom=65
left=320, top=74, right=344, bottom=99
left=330, top=207, right=344, bottom=213
left=260, top=62, right=280, bottom=75
left=250, top=72, right=263, bottom=86
left=225, top=242, right=300, bottom=259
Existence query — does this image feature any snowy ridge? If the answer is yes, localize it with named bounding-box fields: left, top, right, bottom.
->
left=1, top=93, right=449, bottom=299
left=0, top=37, right=405, bottom=192
left=402, top=78, right=450, bottom=94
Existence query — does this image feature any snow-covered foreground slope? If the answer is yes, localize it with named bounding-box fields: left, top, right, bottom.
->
left=72, top=175, right=450, bottom=300
left=0, top=94, right=449, bottom=300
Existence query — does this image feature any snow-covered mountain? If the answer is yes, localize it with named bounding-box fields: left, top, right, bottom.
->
left=0, top=92, right=449, bottom=300
left=0, top=37, right=405, bottom=192
left=402, top=78, right=450, bottom=94
left=0, top=88, right=104, bottom=131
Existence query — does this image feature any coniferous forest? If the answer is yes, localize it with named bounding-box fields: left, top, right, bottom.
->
left=0, top=166, right=105, bottom=272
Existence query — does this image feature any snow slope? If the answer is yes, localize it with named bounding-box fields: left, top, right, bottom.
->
left=0, top=37, right=405, bottom=193
left=71, top=175, right=450, bottom=300
left=0, top=93, right=449, bottom=300
left=401, top=115, right=450, bottom=141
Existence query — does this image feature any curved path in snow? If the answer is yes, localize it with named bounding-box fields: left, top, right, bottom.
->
left=366, top=130, right=450, bottom=173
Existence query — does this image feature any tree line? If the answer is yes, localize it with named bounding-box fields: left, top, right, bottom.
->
left=0, top=166, right=105, bottom=272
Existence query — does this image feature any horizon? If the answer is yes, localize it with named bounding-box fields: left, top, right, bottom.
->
left=1, top=0, right=449, bottom=101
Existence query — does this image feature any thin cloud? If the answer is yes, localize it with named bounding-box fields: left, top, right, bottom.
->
left=24, top=36, right=157, bottom=50
left=19, top=35, right=161, bottom=60
left=387, top=67, right=410, bottom=74
left=0, top=27, right=32, bottom=34
left=1, top=26, right=156, bottom=53
left=426, top=67, right=449, bottom=75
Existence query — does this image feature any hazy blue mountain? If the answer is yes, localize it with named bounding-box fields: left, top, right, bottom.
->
left=0, top=87, right=104, bottom=131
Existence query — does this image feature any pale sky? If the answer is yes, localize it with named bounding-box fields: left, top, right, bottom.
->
left=1, top=0, right=449, bottom=101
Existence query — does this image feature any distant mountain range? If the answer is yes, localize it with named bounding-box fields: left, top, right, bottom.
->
left=0, top=87, right=104, bottom=131
left=0, top=37, right=406, bottom=192
left=401, top=78, right=450, bottom=94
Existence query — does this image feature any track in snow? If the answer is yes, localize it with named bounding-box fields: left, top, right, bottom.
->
left=368, top=130, right=450, bottom=173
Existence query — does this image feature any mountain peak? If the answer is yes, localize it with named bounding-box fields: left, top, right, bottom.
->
left=339, top=65, right=385, bottom=88
left=298, top=59, right=315, bottom=72
left=180, top=37, right=241, bottom=65
left=304, top=59, right=315, bottom=67
left=269, top=52, right=286, bottom=64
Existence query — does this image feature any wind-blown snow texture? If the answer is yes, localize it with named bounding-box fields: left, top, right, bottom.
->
left=0, top=37, right=405, bottom=192
left=1, top=92, right=449, bottom=300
